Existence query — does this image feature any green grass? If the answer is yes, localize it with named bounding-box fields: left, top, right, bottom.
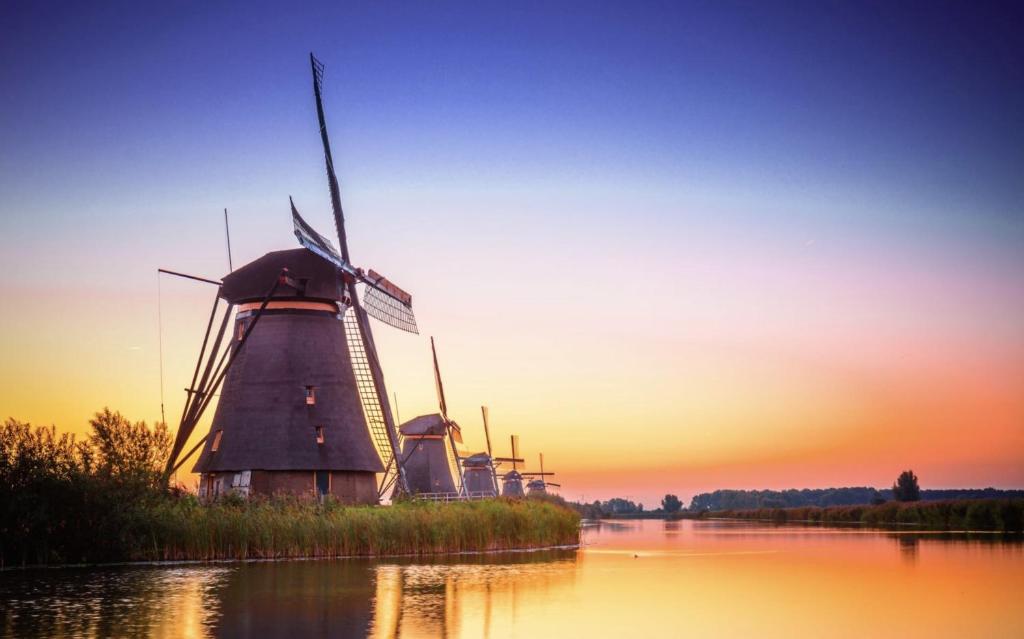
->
left=128, top=495, right=580, bottom=562
left=709, top=498, right=1024, bottom=532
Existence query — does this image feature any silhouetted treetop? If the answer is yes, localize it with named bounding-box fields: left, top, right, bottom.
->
left=892, top=469, right=921, bottom=502
left=661, top=494, right=683, bottom=512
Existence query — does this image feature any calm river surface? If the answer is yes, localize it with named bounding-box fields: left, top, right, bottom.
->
left=2, top=519, right=1022, bottom=638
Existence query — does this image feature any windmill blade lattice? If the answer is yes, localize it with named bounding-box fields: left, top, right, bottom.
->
left=362, top=283, right=418, bottom=334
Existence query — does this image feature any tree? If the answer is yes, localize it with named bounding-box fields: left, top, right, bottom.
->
left=604, top=497, right=639, bottom=514
left=892, top=470, right=921, bottom=502
left=661, top=494, right=683, bottom=513
left=88, top=408, right=171, bottom=486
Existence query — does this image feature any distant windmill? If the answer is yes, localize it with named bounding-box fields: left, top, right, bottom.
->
left=495, top=435, right=527, bottom=497
left=398, top=337, right=465, bottom=496
left=459, top=406, right=501, bottom=496
left=162, top=54, right=414, bottom=502
left=524, top=453, right=560, bottom=495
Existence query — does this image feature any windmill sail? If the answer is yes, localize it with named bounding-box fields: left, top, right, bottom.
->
left=431, top=337, right=462, bottom=443
left=362, top=271, right=418, bottom=334
left=311, top=54, right=350, bottom=261
left=292, top=199, right=343, bottom=267
left=309, top=52, right=408, bottom=497
left=291, top=200, right=419, bottom=334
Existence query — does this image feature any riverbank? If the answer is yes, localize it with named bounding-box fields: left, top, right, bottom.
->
left=704, top=498, right=1023, bottom=532
left=3, top=496, right=581, bottom=567
left=2, top=414, right=581, bottom=567
left=152, top=496, right=581, bottom=562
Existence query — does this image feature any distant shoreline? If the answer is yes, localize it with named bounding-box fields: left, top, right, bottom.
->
left=679, top=498, right=1024, bottom=532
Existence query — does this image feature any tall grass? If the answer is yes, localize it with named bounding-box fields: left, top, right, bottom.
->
left=712, top=498, right=1024, bottom=532
left=2, top=412, right=580, bottom=567
left=126, top=496, right=580, bottom=562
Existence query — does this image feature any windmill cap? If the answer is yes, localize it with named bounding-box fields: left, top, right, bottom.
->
left=462, top=452, right=491, bottom=467
left=220, top=249, right=343, bottom=304
left=399, top=413, right=447, bottom=436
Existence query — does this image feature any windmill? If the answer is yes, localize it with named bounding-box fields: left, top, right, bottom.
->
left=396, top=337, right=465, bottom=496
left=459, top=406, right=500, bottom=497
left=495, top=435, right=527, bottom=497
left=524, top=453, right=560, bottom=495
left=293, top=53, right=414, bottom=499
left=163, top=54, right=414, bottom=502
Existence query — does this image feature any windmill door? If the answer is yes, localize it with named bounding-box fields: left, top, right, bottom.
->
left=315, top=471, right=330, bottom=497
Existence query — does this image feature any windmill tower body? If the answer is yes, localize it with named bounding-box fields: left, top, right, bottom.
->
left=398, top=414, right=457, bottom=494
left=526, top=479, right=547, bottom=495
left=501, top=471, right=525, bottom=497
left=521, top=453, right=559, bottom=495
left=461, top=452, right=496, bottom=496
left=192, top=249, right=383, bottom=503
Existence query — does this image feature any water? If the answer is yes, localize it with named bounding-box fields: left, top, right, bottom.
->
left=2, top=519, right=1022, bottom=638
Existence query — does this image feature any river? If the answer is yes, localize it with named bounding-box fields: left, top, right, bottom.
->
left=2, top=519, right=1021, bottom=637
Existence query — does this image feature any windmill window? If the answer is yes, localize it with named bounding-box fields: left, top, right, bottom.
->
left=236, top=321, right=245, bottom=341
left=212, top=430, right=223, bottom=452
left=305, top=386, right=317, bottom=405
left=315, top=425, right=325, bottom=445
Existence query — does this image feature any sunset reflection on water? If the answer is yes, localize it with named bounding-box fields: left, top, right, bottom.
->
left=2, top=520, right=1021, bottom=638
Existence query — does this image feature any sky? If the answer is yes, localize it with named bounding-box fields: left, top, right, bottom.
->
left=1, top=1, right=1022, bottom=506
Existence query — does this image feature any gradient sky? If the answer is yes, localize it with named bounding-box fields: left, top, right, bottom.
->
left=2, top=2, right=1022, bottom=506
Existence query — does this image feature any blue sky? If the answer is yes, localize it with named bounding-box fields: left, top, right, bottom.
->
left=3, top=2, right=1021, bottom=228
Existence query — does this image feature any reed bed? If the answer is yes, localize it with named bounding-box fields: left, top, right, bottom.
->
left=131, top=496, right=581, bottom=562
left=2, top=414, right=582, bottom=566
left=711, top=498, right=1024, bottom=532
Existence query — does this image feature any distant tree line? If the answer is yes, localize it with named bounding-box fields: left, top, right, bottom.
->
left=567, top=494, right=690, bottom=519
left=712, top=499, right=1024, bottom=532
left=569, top=497, right=645, bottom=518
left=689, top=485, right=1024, bottom=512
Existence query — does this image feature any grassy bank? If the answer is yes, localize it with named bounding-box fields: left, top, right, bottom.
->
left=136, top=496, right=580, bottom=562
left=5, top=494, right=580, bottom=567
left=2, top=413, right=579, bottom=567
left=709, top=498, right=1024, bottom=532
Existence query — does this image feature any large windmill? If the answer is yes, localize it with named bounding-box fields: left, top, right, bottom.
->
left=397, top=337, right=465, bottom=496
left=162, top=54, right=415, bottom=502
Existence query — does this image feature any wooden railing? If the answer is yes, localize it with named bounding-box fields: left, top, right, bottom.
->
left=414, top=491, right=497, bottom=503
